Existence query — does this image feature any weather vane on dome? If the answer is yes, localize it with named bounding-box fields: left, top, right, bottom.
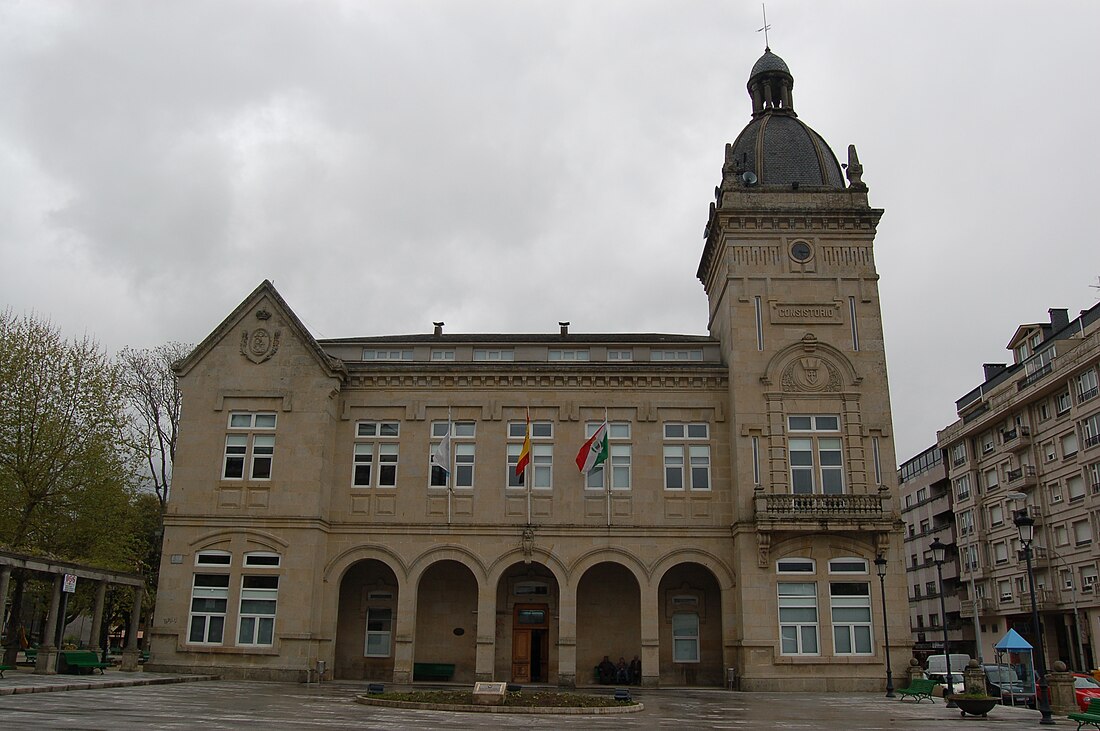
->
left=757, top=4, right=771, bottom=51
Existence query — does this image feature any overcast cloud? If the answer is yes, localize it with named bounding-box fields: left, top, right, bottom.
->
left=2, top=0, right=1098, bottom=464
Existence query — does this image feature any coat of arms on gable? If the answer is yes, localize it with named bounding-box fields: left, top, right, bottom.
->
left=241, top=327, right=281, bottom=364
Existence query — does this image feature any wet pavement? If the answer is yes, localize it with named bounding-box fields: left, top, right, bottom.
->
left=0, top=666, right=1056, bottom=729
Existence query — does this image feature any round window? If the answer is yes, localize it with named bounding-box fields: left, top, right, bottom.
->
left=790, top=241, right=813, bottom=262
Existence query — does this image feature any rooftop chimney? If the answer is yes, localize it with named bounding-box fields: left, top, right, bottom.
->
left=983, top=363, right=1007, bottom=381
left=559, top=321, right=569, bottom=336
left=1049, top=308, right=1069, bottom=332
left=433, top=321, right=444, bottom=336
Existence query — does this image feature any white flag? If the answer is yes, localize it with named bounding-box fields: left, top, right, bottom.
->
left=433, top=431, right=451, bottom=474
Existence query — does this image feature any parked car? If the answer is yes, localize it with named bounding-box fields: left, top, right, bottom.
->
left=924, top=671, right=964, bottom=693
left=981, top=663, right=1035, bottom=706
left=1074, top=673, right=1100, bottom=712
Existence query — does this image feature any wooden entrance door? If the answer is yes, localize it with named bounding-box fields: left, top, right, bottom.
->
left=512, top=604, right=548, bottom=683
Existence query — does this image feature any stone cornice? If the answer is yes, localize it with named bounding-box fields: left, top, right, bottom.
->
left=345, top=372, right=729, bottom=391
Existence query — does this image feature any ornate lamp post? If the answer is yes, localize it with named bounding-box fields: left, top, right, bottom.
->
left=1015, top=509, right=1054, bottom=725
left=929, top=536, right=957, bottom=708
left=874, top=554, right=894, bottom=697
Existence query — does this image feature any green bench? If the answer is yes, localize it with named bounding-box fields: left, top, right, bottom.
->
left=60, top=650, right=112, bottom=674
left=21, top=648, right=37, bottom=665
left=897, top=678, right=938, bottom=703
left=412, top=662, right=455, bottom=681
left=0, top=664, right=15, bottom=678
left=1070, top=698, right=1100, bottom=731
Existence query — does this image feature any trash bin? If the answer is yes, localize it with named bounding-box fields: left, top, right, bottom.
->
left=727, top=667, right=739, bottom=690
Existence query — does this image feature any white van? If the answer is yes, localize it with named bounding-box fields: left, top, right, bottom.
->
left=925, top=653, right=971, bottom=689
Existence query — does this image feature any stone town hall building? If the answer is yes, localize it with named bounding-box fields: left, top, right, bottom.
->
left=149, top=49, right=909, bottom=691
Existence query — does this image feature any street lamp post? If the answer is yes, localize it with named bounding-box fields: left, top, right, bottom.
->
left=1015, top=509, right=1054, bottom=725
left=930, top=536, right=957, bottom=708
left=874, top=554, right=895, bottom=697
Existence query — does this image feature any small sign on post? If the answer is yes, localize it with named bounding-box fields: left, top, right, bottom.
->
left=63, top=574, right=77, bottom=593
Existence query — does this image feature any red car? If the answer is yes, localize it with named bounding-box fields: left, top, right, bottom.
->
left=1073, top=674, right=1100, bottom=712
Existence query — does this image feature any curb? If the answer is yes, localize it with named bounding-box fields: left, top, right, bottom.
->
left=355, top=694, right=644, bottom=714
left=0, top=674, right=219, bottom=697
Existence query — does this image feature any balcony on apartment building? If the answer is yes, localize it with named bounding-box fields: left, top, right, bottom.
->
left=1006, top=464, right=1038, bottom=489
left=1019, top=588, right=1058, bottom=613
left=958, top=597, right=995, bottom=618
left=754, top=490, right=894, bottom=532
left=1001, top=425, right=1033, bottom=451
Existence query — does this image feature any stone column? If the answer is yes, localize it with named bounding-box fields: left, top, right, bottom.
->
left=474, top=581, right=497, bottom=682
left=120, top=586, right=143, bottom=671
left=1045, top=660, right=1075, bottom=714
left=0, top=566, right=11, bottom=647
left=639, top=580, right=660, bottom=689
left=391, top=587, right=417, bottom=684
left=35, top=574, right=63, bottom=675
left=906, top=658, right=924, bottom=688
left=555, top=582, right=577, bottom=688
left=88, top=581, right=107, bottom=656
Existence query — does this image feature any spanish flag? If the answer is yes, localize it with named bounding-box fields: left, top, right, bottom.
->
left=515, top=408, right=531, bottom=478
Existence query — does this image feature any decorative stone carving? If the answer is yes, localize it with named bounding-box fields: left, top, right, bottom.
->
left=780, top=355, right=841, bottom=392
left=521, top=526, right=535, bottom=564
left=757, top=533, right=771, bottom=568
left=241, top=327, right=281, bottom=364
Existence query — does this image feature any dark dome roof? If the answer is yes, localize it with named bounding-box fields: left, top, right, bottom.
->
left=730, top=115, right=844, bottom=188
left=730, top=48, right=845, bottom=189
left=750, top=49, right=790, bottom=78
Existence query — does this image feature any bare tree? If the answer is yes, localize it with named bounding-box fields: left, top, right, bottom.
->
left=118, top=342, right=191, bottom=511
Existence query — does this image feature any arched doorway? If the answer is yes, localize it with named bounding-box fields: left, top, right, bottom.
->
left=494, top=562, right=559, bottom=683
left=335, top=559, right=399, bottom=680
left=657, top=562, right=723, bottom=685
left=414, top=560, right=478, bottom=683
left=576, top=562, right=639, bottom=683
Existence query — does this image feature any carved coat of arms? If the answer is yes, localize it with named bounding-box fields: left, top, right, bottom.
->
left=241, top=328, right=281, bottom=364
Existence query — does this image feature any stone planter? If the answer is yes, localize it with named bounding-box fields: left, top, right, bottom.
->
left=947, top=695, right=999, bottom=717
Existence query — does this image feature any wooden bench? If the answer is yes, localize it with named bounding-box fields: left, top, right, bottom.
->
left=60, top=650, right=112, bottom=674
left=0, top=664, right=15, bottom=678
left=21, top=648, right=37, bottom=665
left=897, top=678, right=938, bottom=703
left=1070, top=698, right=1100, bottom=731
left=412, top=662, right=455, bottom=681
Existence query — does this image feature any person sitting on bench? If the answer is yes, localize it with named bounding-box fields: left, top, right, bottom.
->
left=597, top=655, right=616, bottom=684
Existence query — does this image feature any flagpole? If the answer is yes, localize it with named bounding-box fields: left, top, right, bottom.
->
left=525, top=408, right=532, bottom=526
left=446, top=407, right=452, bottom=526
left=604, top=408, right=611, bottom=528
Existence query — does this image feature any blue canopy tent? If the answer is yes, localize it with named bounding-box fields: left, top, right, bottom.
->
left=994, top=629, right=1036, bottom=700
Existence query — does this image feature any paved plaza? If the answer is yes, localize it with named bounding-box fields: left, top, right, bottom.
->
left=0, top=668, right=1054, bottom=729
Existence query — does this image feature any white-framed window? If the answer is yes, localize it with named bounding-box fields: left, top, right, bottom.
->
left=830, top=582, right=872, bottom=655
left=353, top=421, right=400, bottom=488
left=362, top=348, right=412, bottom=361
left=963, top=544, right=980, bottom=571
left=828, top=558, right=868, bottom=574
left=993, top=541, right=1009, bottom=564
left=237, top=575, right=278, bottom=646
left=1054, top=524, right=1069, bottom=546
left=1074, top=519, right=1093, bottom=546
left=1085, top=415, right=1100, bottom=449
left=585, top=422, right=632, bottom=491
left=998, top=579, right=1012, bottom=602
left=1082, top=566, right=1099, bottom=593
left=196, top=550, right=232, bottom=567
left=223, top=412, right=278, bottom=480
left=777, top=557, right=815, bottom=574
left=474, top=349, right=514, bottom=361
left=1050, top=482, right=1063, bottom=503
left=1039, top=401, right=1052, bottom=421
left=507, top=419, right=552, bottom=489
left=514, top=581, right=549, bottom=596
left=548, top=349, right=589, bottom=361
left=1044, top=441, right=1058, bottom=462
left=188, top=574, right=229, bottom=644
left=778, top=583, right=819, bottom=655
left=1057, top=390, right=1073, bottom=415
left=365, top=607, right=393, bottom=657
left=672, top=613, right=700, bottom=662
left=788, top=415, right=844, bottom=494
left=955, top=475, right=971, bottom=501
left=243, top=552, right=281, bottom=568
left=1078, top=369, right=1099, bottom=403
left=1089, top=462, right=1100, bottom=493
left=663, top=423, right=711, bottom=491
left=430, top=350, right=455, bottom=361
left=951, top=442, right=967, bottom=467
left=607, top=349, right=633, bottom=361
left=981, top=432, right=995, bottom=454
left=430, top=421, right=476, bottom=489
left=959, top=509, right=975, bottom=536
left=651, top=349, right=703, bottom=361
left=984, top=468, right=999, bottom=491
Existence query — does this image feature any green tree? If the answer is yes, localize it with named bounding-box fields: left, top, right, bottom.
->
left=0, top=311, right=137, bottom=566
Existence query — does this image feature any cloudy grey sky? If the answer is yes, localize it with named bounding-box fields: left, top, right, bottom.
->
left=2, top=0, right=1098, bottom=464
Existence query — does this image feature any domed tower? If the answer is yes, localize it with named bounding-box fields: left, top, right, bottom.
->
left=700, top=49, right=905, bottom=692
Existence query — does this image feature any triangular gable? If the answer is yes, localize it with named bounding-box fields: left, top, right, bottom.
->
left=174, top=279, right=347, bottom=380
left=994, top=628, right=1032, bottom=651
left=1005, top=323, right=1042, bottom=351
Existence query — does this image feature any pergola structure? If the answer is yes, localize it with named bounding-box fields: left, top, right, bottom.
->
left=0, top=549, right=145, bottom=673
